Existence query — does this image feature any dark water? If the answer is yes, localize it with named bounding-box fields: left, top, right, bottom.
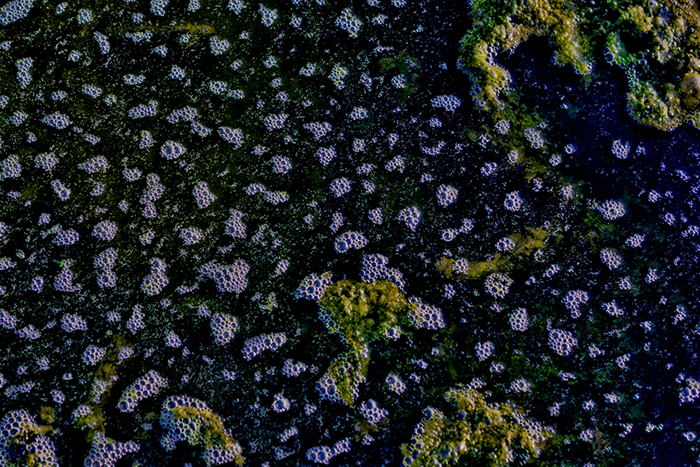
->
left=0, top=1, right=699, bottom=466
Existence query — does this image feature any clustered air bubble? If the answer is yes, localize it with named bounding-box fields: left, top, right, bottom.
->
left=0, top=410, right=59, bottom=466
left=563, top=289, right=590, bottom=319
left=200, top=260, right=250, bottom=294
left=334, top=231, right=368, bottom=254
left=210, top=313, right=239, bottom=346
left=548, top=329, right=578, bottom=357
left=241, top=332, right=287, bottom=360
left=598, top=199, right=626, bottom=220
left=118, top=370, right=168, bottom=413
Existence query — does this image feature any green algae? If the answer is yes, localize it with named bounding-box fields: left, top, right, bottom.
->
left=317, top=280, right=414, bottom=405
left=170, top=406, right=238, bottom=453
left=437, top=226, right=551, bottom=280
left=319, top=279, right=409, bottom=343
left=460, top=0, right=700, bottom=131
left=73, top=334, right=133, bottom=442
left=324, top=342, right=371, bottom=406
left=401, top=388, right=551, bottom=467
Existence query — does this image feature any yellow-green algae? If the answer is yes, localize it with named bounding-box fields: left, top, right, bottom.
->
left=461, top=0, right=700, bottom=130
left=73, top=334, right=133, bottom=442
left=437, top=226, right=551, bottom=280
left=319, top=279, right=409, bottom=343
left=171, top=406, right=241, bottom=456
left=402, top=388, right=551, bottom=467
left=161, top=402, right=244, bottom=466
left=317, top=280, right=413, bottom=405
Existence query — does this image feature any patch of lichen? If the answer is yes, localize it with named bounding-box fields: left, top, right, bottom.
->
left=436, top=255, right=511, bottom=280
left=465, top=255, right=512, bottom=278
left=626, top=79, right=684, bottom=130
left=461, top=0, right=700, bottom=131
left=73, top=409, right=105, bottom=436
left=39, top=407, right=54, bottom=425
left=436, top=257, right=456, bottom=279
left=401, top=389, right=550, bottom=467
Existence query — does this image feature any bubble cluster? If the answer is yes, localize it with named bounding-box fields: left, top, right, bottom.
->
left=436, top=184, right=459, bottom=207
left=0, top=0, right=35, bottom=26
left=295, top=272, right=333, bottom=301
left=360, top=254, right=405, bottom=290
left=61, top=313, right=87, bottom=333
left=118, top=370, right=169, bottom=413
left=334, top=231, right=369, bottom=254
left=679, top=377, right=700, bottom=405
left=336, top=8, right=363, bottom=38
left=611, top=139, right=631, bottom=159
left=0, top=309, right=17, bottom=330
left=82, top=345, right=107, bottom=366
left=523, top=127, right=545, bottom=149
left=316, top=147, right=336, bottom=166
left=271, top=393, right=291, bottom=413
left=92, top=221, right=118, bottom=242
left=282, top=359, right=308, bottom=378
left=563, top=289, right=590, bottom=319
left=475, top=341, right=495, bottom=361
left=54, top=260, right=81, bottom=292
left=84, top=432, right=140, bottom=467
left=548, top=329, right=578, bottom=357
left=160, top=141, right=186, bottom=160
left=210, top=313, right=239, bottom=346
left=329, top=177, right=352, bottom=198
left=598, top=200, right=626, bottom=220
left=359, top=399, right=388, bottom=425
left=600, top=248, right=623, bottom=270
left=484, top=273, right=513, bottom=299
left=503, top=191, right=523, bottom=211
left=509, top=307, right=529, bottom=332
left=200, top=260, right=250, bottom=294
left=241, top=332, right=288, bottom=360
left=397, top=206, right=421, bottom=231
left=193, top=182, right=216, bottom=209
left=141, top=258, right=169, bottom=296
left=385, top=374, right=406, bottom=394
left=52, top=229, right=80, bottom=246
left=218, top=127, right=244, bottom=147
left=0, top=410, right=58, bottom=466
left=407, top=296, right=445, bottom=330
left=159, top=396, right=243, bottom=465
left=430, top=94, right=462, bottom=112
left=180, top=227, right=203, bottom=245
